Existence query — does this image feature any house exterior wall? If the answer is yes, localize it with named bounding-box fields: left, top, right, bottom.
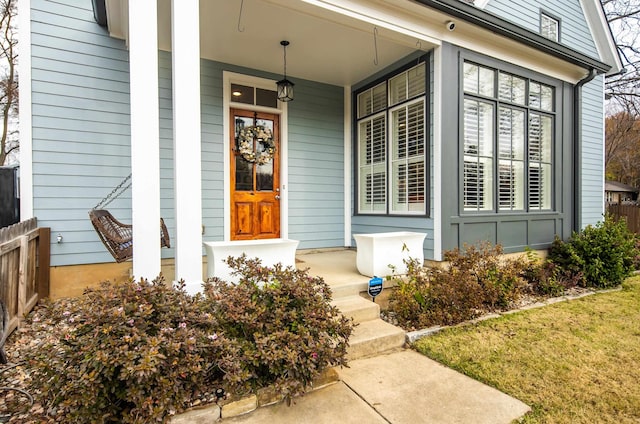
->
left=30, top=0, right=132, bottom=266
left=484, top=0, right=598, bottom=57
left=30, top=0, right=344, bottom=267
left=484, top=0, right=606, bottom=228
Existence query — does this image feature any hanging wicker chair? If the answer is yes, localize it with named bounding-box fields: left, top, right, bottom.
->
left=89, top=209, right=170, bottom=263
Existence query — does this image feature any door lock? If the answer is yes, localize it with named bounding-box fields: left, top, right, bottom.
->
left=275, top=195, right=280, bottom=200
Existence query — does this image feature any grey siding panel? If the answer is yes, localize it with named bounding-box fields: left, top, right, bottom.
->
left=484, top=0, right=598, bottom=57
left=288, top=82, right=345, bottom=249
left=580, top=76, right=605, bottom=226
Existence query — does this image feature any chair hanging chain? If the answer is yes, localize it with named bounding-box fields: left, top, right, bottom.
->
left=93, top=173, right=132, bottom=210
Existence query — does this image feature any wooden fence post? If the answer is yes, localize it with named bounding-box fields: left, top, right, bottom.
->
left=38, top=227, right=51, bottom=298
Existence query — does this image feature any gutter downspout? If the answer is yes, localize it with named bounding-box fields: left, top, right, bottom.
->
left=573, top=68, right=598, bottom=233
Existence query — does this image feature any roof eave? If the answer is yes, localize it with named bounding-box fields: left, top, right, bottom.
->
left=413, top=0, right=611, bottom=74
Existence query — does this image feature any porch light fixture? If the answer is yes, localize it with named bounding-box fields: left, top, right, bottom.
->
left=276, top=40, right=294, bottom=102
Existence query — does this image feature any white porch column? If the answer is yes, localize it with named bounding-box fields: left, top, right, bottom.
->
left=171, top=0, right=203, bottom=293
left=129, top=0, right=161, bottom=279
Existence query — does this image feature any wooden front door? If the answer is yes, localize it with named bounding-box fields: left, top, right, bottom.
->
left=230, top=109, right=280, bottom=240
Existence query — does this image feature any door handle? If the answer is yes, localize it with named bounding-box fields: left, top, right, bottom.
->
left=275, top=195, right=280, bottom=200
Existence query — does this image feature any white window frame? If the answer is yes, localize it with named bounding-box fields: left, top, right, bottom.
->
left=389, top=98, right=427, bottom=215
left=540, top=12, right=560, bottom=42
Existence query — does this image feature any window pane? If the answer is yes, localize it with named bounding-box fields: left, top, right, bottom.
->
left=541, top=14, right=559, bottom=41
left=234, top=116, right=254, bottom=191
left=358, top=91, right=371, bottom=119
left=464, top=100, right=494, bottom=157
left=464, top=99, right=494, bottom=211
left=358, top=115, right=386, bottom=213
left=231, top=84, right=254, bottom=105
left=372, top=83, right=387, bottom=114
left=464, top=158, right=493, bottom=211
left=541, top=85, right=553, bottom=111
left=389, top=73, right=407, bottom=106
left=528, top=164, right=551, bottom=210
left=256, top=88, right=277, bottom=108
left=529, top=82, right=541, bottom=109
left=479, top=67, right=495, bottom=97
left=359, top=167, right=386, bottom=212
left=498, top=73, right=526, bottom=105
left=393, top=160, right=425, bottom=212
left=256, top=118, right=275, bottom=191
left=529, top=113, right=552, bottom=162
left=463, top=63, right=479, bottom=94
left=407, top=63, right=426, bottom=98
left=499, top=108, right=525, bottom=160
left=464, top=62, right=495, bottom=97
left=391, top=100, right=425, bottom=213
left=499, top=160, right=524, bottom=210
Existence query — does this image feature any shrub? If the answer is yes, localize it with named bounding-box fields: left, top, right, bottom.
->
left=444, top=243, right=528, bottom=309
left=549, top=215, right=638, bottom=288
left=29, top=277, right=239, bottom=423
left=202, top=256, right=354, bottom=401
left=522, top=248, right=582, bottom=297
left=27, top=258, right=354, bottom=423
left=389, top=243, right=538, bottom=330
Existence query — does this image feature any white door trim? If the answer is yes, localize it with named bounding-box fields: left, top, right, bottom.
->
left=222, top=71, right=288, bottom=241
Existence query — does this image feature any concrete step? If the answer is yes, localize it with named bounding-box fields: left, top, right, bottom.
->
left=348, top=319, right=406, bottom=360
left=330, top=281, right=367, bottom=299
left=330, top=279, right=398, bottom=300
left=331, top=295, right=380, bottom=324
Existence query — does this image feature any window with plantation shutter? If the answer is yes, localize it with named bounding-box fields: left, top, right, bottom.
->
left=356, top=61, right=428, bottom=215
left=462, top=60, right=555, bottom=213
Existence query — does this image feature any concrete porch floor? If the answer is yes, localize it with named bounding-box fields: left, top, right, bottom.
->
left=295, top=248, right=366, bottom=284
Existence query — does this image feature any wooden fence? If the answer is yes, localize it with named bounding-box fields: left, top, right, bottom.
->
left=0, top=218, right=50, bottom=339
left=607, top=204, right=640, bottom=233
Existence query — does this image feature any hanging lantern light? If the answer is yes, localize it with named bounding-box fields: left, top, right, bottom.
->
left=276, top=40, right=294, bottom=102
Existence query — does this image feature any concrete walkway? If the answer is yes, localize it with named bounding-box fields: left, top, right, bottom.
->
left=223, top=349, right=530, bottom=424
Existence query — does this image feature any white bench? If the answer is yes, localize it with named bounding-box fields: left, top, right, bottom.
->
left=353, top=232, right=427, bottom=277
left=203, top=239, right=299, bottom=283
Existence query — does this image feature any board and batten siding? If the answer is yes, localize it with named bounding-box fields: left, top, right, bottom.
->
left=30, top=0, right=345, bottom=267
left=484, top=0, right=606, bottom=228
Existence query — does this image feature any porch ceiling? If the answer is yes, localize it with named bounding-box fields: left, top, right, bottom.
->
left=106, top=0, right=440, bottom=87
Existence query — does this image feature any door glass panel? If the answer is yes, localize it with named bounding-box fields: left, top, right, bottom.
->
left=234, top=116, right=254, bottom=191
left=256, top=118, right=275, bottom=191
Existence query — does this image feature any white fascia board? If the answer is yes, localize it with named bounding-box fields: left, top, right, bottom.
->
left=579, top=0, right=623, bottom=75
left=473, top=0, right=490, bottom=9
left=273, top=0, right=441, bottom=47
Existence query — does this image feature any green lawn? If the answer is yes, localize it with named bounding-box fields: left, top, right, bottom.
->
left=413, top=277, right=640, bottom=424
